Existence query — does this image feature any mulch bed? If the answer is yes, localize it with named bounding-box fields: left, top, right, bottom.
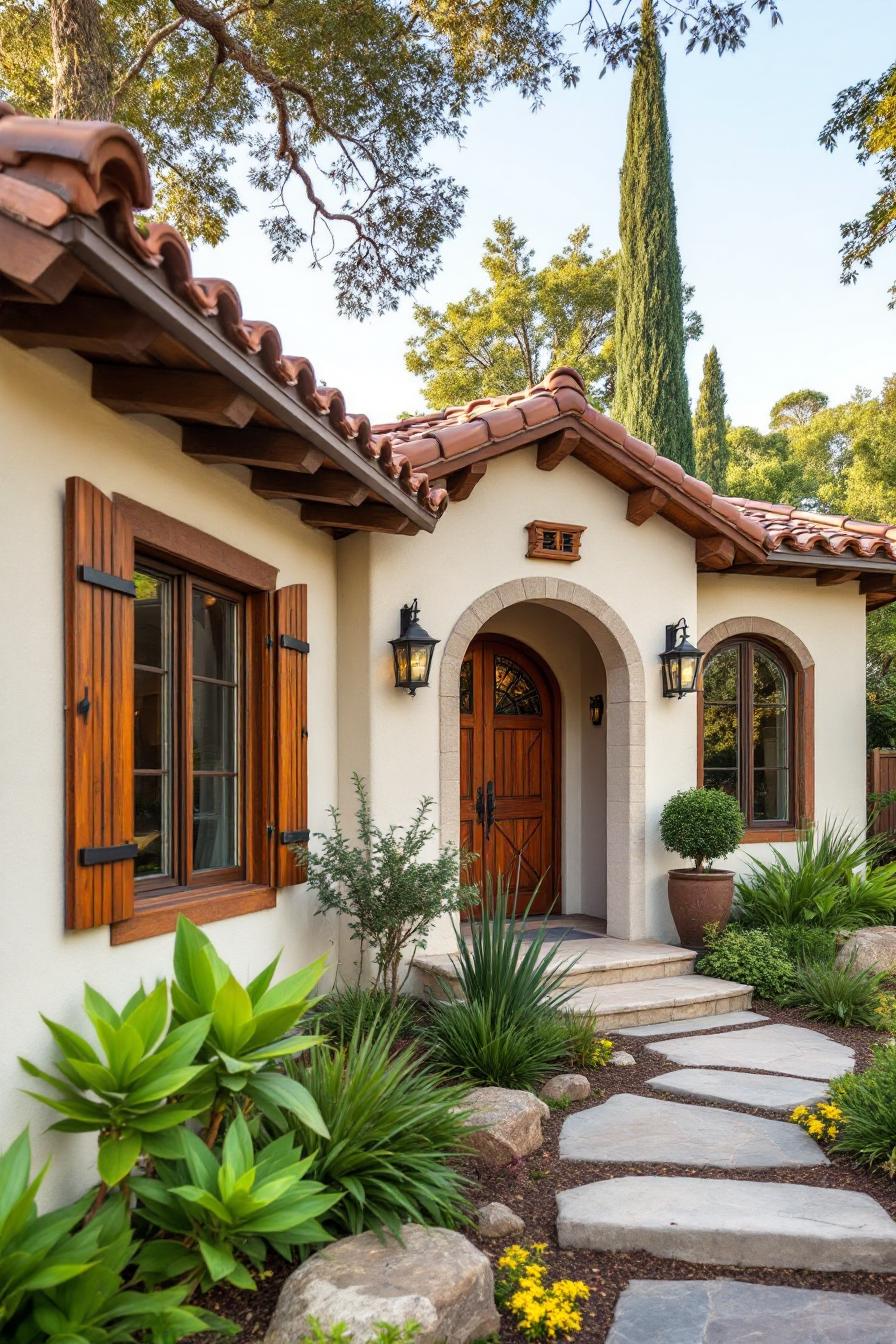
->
left=196, top=1002, right=896, bottom=1341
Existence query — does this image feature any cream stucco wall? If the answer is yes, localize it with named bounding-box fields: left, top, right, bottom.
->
left=0, top=339, right=341, bottom=1203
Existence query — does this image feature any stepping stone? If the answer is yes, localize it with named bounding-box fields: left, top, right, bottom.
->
left=556, top=1175, right=896, bottom=1271
left=647, top=1024, right=853, bottom=1080
left=614, top=1010, right=766, bottom=1038
left=558, top=1094, right=826, bottom=1168
left=646, top=1068, right=828, bottom=1113
left=606, top=1278, right=896, bottom=1343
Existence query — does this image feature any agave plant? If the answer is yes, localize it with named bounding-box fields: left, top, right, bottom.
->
left=133, top=1113, right=340, bottom=1293
left=170, top=917, right=329, bottom=1142
left=19, top=981, right=212, bottom=1186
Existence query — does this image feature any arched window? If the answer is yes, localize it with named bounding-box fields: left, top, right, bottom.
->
left=701, top=639, right=795, bottom=828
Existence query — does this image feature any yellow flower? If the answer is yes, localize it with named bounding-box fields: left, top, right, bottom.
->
left=791, top=1105, right=809, bottom=1120
left=828, top=1124, right=839, bottom=1138
left=807, top=1117, right=824, bottom=1137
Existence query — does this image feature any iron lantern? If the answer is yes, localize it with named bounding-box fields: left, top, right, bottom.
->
left=391, top=600, right=439, bottom=695
left=589, top=694, right=605, bottom=727
left=660, top=618, right=704, bottom=699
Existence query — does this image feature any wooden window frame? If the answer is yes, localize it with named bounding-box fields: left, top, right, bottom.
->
left=697, top=635, right=814, bottom=843
left=111, top=497, right=278, bottom=944
left=525, top=520, right=585, bottom=562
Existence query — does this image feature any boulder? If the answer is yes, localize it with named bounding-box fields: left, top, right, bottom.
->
left=610, top=1050, right=637, bottom=1067
left=541, top=1073, right=591, bottom=1102
left=264, top=1225, right=500, bottom=1344
left=477, top=1201, right=525, bottom=1238
left=835, top=926, right=896, bottom=976
left=458, top=1086, right=550, bottom=1166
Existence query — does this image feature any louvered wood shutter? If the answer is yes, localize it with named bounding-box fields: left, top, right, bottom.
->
left=64, top=477, right=136, bottom=928
left=275, top=584, right=309, bottom=887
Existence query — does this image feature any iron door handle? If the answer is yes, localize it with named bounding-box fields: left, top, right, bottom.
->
left=485, top=780, right=495, bottom=840
left=475, top=786, right=484, bottom=826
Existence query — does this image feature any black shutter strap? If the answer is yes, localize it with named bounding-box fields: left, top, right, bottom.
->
left=78, top=565, right=137, bottom=598
left=280, top=634, right=310, bottom=653
left=79, top=843, right=139, bottom=867
left=281, top=829, right=310, bottom=845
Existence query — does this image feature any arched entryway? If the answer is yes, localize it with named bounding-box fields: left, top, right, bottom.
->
left=460, top=635, right=560, bottom=914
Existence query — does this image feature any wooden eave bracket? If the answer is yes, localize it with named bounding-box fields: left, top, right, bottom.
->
left=816, top=568, right=863, bottom=586
left=447, top=461, right=488, bottom=501
left=626, top=485, right=669, bottom=526
left=0, top=293, right=160, bottom=358
left=537, top=428, right=580, bottom=471
left=696, top=535, right=737, bottom=571
left=300, top=501, right=419, bottom=535
left=92, top=364, right=258, bottom=428
left=251, top=466, right=367, bottom=507
left=0, top=213, right=83, bottom=303
left=182, top=425, right=324, bottom=474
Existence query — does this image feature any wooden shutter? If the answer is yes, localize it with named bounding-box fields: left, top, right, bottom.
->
left=64, top=477, right=136, bottom=928
left=275, top=584, right=309, bottom=887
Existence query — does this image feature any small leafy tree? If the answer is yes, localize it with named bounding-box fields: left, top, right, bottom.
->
left=660, top=787, right=745, bottom=871
left=300, top=775, right=476, bottom=1005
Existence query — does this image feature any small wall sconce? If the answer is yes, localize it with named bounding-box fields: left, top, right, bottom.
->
left=589, top=694, right=605, bottom=727
left=660, top=618, right=705, bottom=699
left=390, top=599, right=439, bottom=695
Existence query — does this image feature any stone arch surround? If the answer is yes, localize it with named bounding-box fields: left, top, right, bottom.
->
left=438, top=577, right=647, bottom=940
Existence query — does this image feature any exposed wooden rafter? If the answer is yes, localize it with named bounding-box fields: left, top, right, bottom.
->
left=92, top=365, right=257, bottom=428
left=0, top=293, right=160, bottom=357
left=447, top=462, right=488, bottom=501
left=816, top=568, right=862, bottom=586
left=626, top=486, right=669, bottom=526
left=536, top=428, right=580, bottom=471
left=0, top=215, right=82, bottom=303
left=182, top=425, right=324, bottom=474
left=860, top=573, right=896, bottom=596
left=300, top=502, right=419, bottom=535
left=696, top=535, right=737, bottom=571
left=251, top=467, right=367, bottom=507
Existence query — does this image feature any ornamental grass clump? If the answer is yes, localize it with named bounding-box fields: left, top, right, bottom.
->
left=659, top=787, right=745, bottom=871
left=827, top=1045, right=896, bottom=1173
left=777, top=957, right=887, bottom=1027
left=495, top=1242, right=589, bottom=1341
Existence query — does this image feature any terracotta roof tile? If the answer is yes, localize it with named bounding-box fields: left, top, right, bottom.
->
left=725, top=499, right=896, bottom=563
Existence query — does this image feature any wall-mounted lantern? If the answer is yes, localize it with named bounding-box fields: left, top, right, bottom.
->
left=391, top=600, right=439, bottom=695
left=660, top=618, right=704, bottom=699
left=589, top=694, right=605, bottom=727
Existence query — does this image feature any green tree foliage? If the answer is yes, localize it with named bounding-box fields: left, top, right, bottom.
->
left=613, top=1, right=695, bottom=470
left=724, top=425, right=812, bottom=504
left=0, top=1, right=781, bottom=315
left=821, top=60, right=896, bottom=304
left=769, top=388, right=829, bottom=430
left=693, top=346, right=729, bottom=490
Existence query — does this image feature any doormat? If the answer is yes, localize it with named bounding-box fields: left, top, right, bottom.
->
left=516, top=926, right=602, bottom=944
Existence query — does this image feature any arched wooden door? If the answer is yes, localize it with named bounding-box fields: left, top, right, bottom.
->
left=459, top=636, right=558, bottom=914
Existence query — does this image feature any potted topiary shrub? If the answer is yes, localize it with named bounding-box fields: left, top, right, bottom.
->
left=659, top=787, right=746, bottom=948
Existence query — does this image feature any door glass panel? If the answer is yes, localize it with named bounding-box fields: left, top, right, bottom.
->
left=134, top=567, right=172, bottom=880
left=460, top=658, right=473, bottom=715
left=494, top=655, right=542, bottom=715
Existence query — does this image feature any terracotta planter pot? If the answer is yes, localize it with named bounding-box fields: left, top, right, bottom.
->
left=667, top=868, right=734, bottom=949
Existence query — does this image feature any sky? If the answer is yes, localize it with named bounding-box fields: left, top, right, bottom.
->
left=189, top=0, right=896, bottom=431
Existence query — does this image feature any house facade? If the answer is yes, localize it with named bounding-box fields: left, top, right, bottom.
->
left=0, top=109, right=892, bottom=1200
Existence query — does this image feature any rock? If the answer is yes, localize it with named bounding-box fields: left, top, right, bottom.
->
left=610, top=1050, right=637, bottom=1066
left=457, top=1086, right=550, bottom=1166
left=540, top=1073, right=590, bottom=1102
left=556, top=1175, right=896, bottom=1271
left=646, top=1068, right=828, bottom=1113
left=558, top=1093, right=827, bottom=1169
left=476, top=1201, right=525, bottom=1238
left=614, top=1010, right=766, bottom=1038
left=646, top=1023, right=854, bottom=1081
left=606, top=1278, right=896, bottom=1343
left=264, top=1225, right=500, bottom=1344
left=836, top=926, right=896, bottom=976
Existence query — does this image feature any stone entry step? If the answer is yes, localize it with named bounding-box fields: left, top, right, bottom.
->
left=615, top=1009, right=766, bottom=1038
left=556, top=1175, right=896, bottom=1271
left=647, top=1024, right=855, bottom=1081
left=564, top=975, right=753, bottom=1030
left=558, top=1094, right=827, bottom=1168
left=605, top=1279, right=896, bottom=1343
left=647, top=1068, right=828, bottom=1114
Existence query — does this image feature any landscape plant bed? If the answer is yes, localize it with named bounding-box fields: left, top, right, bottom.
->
left=193, top=1001, right=896, bottom=1343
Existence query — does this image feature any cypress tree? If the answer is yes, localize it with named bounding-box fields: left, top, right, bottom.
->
left=613, top=0, right=694, bottom=472
left=693, top=345, right=730, bottom=492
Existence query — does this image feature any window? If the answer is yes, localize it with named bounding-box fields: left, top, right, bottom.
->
left=526, top=519, right=585, bottom=562
left=701, top=639, right=794, bottom=827
left=494, top=655, right=543, bottom=715
left=134, top=563, right=244, bottom=894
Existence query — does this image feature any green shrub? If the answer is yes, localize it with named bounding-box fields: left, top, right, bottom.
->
left=424, top=998, right=571, bottom=1091
left=697, top=924, right=796, bottom=999
left=276, top=1016, right=472, bottom=1239
left=299, top=1322, right=420, bottom=1344
left=735, top=819, right=896, bottom=930
left=829, top=1044, right=896, bottom=1171
left=777, top=958, right=887, bottom=1026
left=314, top=984, right=417, bottom=1044
left=768, top=924, right=838, bottom=967
left=300, top=775, right=476, bottom=1005
left=659, top=788, right=745, bottom=870
left=133, top=1112, right=339, bottom=1293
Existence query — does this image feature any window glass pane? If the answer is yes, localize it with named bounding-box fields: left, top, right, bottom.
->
left=754, top=706, right=788, bottom=769
left=494, top=656, right=542, bottom=715
left=703, top=646, right=738, bottom=702
left=135, top=571, right=166, bottom=668
left=703, top=705, right=739, bottom=771
left=135, top=669, right=165, bottom=771
left=135, top=775, right=165, bottom=878
left=194, top=776, right=237, bottom=870
left=753, top=649, right=787, bottom=704
left=460, top=659, right=473, bottom=715
left=134, top=567, right=172, bottom=881
left=193, top=590, right=236, bottom=681
left=703, top=770, right=739, bottom=800
left=193, top=682, right=237, bottom=771
left=755, top=769, right=789, bottom=821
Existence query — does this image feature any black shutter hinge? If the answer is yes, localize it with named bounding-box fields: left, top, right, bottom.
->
left=78, top=565, right=136, bottom=598
left=280, top=634, right=310, bottom=653
left=281, top=829, right=310, bottom=845
left=79, top=842, right=139, bottom=867
left=265, top=635, right=274, bottom=650
left=266, top=823, right=275, bottom=839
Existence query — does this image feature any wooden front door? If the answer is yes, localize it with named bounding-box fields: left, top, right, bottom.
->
left=459, top=636, right=558, bottom=914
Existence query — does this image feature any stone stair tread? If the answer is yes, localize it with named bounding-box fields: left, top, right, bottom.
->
left=558, top=1093, right=827, bottom=1168
left=415, top=936, right=696, bottom=983
left=566, top=975, right=752, bottom=1014
left=556, top=1175, right=896, bottom=1272
left=605, top=1278, right=896, bottom=1343
left=615, top=1010, right=766, bottom=1038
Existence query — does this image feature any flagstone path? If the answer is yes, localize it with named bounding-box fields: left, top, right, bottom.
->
left=614, top=1009, right=767, bottom=1038
left=554, top=1014, right=896, bottom=1339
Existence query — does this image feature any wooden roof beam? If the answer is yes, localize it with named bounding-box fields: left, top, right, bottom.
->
left=0, top=214, right=83, bottom=303
left=301, top=502, right=419, bottom=535
left=860, top=573, right=896, bottom=596
left=816, top=568, right=862, bottom=586
left=0, top=294, right=159, bottom=357
left=537, top=428, right=580, bottom=471
left=447, top=462, right=488, bottom=501
left=92, top=365, right=257, bottom=428
left=251, top=467, right=367, bottom=506
left=182, top=425, right=324, bottom=474
left=626, top=486, right=669, bottom=526
left=696, top=535, right=737, bottom=571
